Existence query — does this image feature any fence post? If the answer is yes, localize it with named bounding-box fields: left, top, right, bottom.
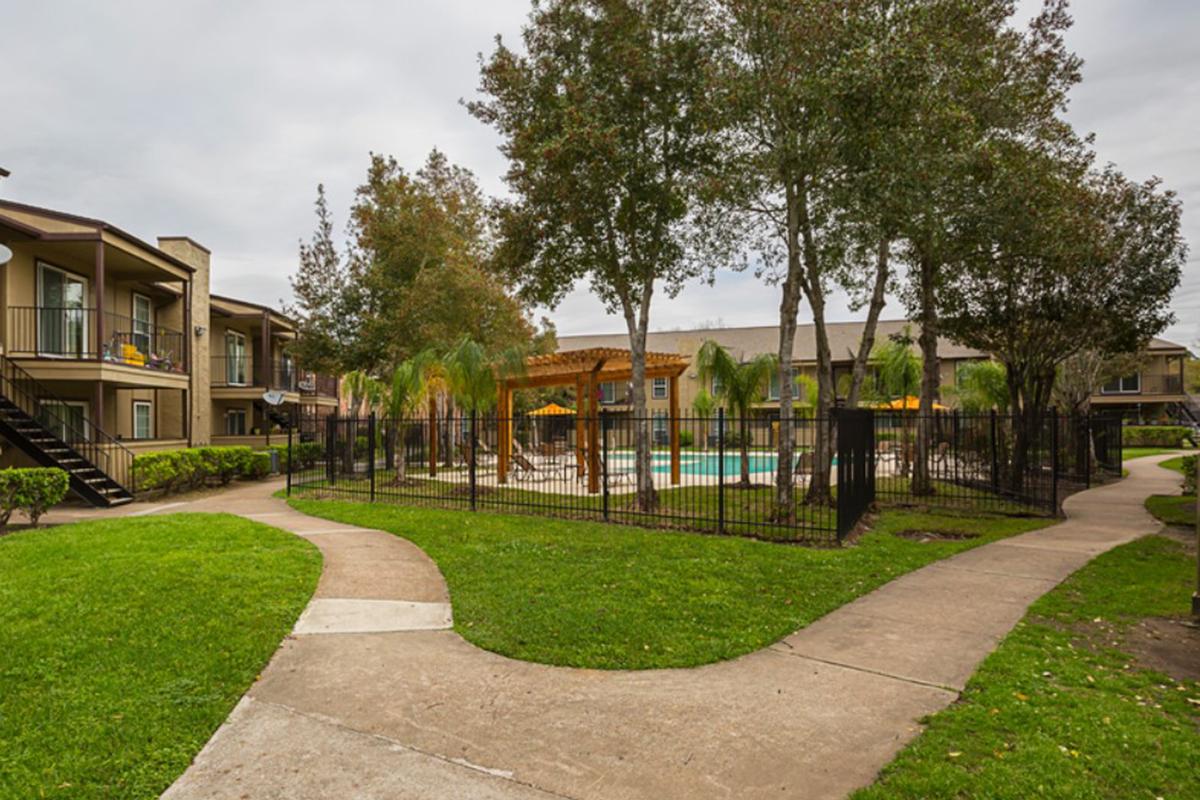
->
left=602, top=417, right=610, bottom=521
left=469, top=411, right=477, bottom=512
left=989, top=409, right=998, bottom=491
left=286, top=424, right=293, bottom=497
left=1083, top=413, right=1092, bottom=489
left=717, top=408, right=726, bottom=535
left=368, top=412, right=376, bottom=502
left=1050, top=406, right=1059, bottom=514
left=326, top=412, right=336, bottom=486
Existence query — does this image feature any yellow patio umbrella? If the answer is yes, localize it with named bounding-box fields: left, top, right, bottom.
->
left=529, top=402, right=576, bottom=416
left=871, top=395, right=950, bottom=411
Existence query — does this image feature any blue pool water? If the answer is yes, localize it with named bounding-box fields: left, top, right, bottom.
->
left=608, top=451, right=781, bottom=476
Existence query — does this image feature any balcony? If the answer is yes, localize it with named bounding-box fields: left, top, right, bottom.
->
left=211, top=355, right=299, bottom=392
left=1097, top=372, right=1184, bottom=398
left=5, top=306, right=187, bottom=374
left=299, top=371, right=338, bottom=399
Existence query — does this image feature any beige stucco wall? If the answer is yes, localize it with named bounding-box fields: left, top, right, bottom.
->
left=158, top=237, right=210, bottom=445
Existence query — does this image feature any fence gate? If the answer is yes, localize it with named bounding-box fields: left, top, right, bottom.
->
left=835, top=408, right=876, bottom=540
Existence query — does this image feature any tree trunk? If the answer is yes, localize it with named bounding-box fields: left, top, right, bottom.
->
left=845, top=238, right=891, bottom=408
left=806, top=310, right=835, bottom=505
left=623, top=281, right=658, bottom=512
left=773, top=183, right=805, bottom=519
left=912, top=250, right=939, bottom=496
left=393, top=419, right=409, bottom=484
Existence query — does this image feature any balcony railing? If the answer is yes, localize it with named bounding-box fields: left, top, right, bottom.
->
left=211, top=355, right=298, bottom=391
left=5, top=306, right=187, bottom=374
left=299, top=371, right=338, bottom=398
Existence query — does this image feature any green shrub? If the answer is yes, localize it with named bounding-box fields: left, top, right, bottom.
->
left=0, top=468, right=69, bottom=529
left=243, top=451, right=273, bottom=480
left=133, top=446, right=255, bottom=494
left=196, top=447, right=252, bottom=485
left=1182, top=454, right=1197, bottom=496
left=1122, top=425, right=1193, bottom=448
left=678, top=430, right=694, bottom=448
left=269, top=441, right=321, bottom=471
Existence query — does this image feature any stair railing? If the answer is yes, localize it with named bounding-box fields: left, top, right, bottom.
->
left=0, top=355, right=135, bottom=493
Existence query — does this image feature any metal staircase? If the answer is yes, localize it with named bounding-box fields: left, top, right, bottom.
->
left=0, top=355, right=134, bottom=507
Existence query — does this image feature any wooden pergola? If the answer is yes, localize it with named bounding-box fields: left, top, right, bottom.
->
left=496, top=348, right=690, bottom=493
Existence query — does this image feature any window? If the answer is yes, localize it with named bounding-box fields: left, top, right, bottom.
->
left=37, top=262, right=88, bottom=358
left=599, top=382, right=618, bottom=404
left=132, top=294, right=153, bottom=355
left=225, top=331, right=248, bottom=385
left=38, top=400, right=89, bottom=443
left=652, top=410, right=669, bottom=445
left=133, top=401, right=153, bottom=440
left=651, top=377, right=667, bottom=399
left=1101, top=374, right=1140, bottom=395
left=226, top=408, right=247, bottom=436
left=767, top=371, right=780, bottom=401
left=711, top=375, right=723, bottom=396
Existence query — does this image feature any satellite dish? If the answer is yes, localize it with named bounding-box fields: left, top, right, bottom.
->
left=0, top=244, right=12, bottom=266
left=262, top=390, right=286, bottom=406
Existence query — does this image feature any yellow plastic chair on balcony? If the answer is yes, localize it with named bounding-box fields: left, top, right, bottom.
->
left=121, top=343, right=146, bottom=367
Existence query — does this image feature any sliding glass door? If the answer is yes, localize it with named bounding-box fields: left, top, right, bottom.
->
left=37, top=263, right=89, bottom=357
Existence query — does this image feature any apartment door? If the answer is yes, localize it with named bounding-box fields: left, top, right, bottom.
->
left=225, top=332, right=247, bottom=385
left=37, top=263, right=88, bottom=357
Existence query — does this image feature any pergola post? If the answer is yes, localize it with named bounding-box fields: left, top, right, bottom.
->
left=587, top=373, right=600, bottom=495
left=497, top=382, right=510, bottom=484
left=669, top=374, right=681, bottom=486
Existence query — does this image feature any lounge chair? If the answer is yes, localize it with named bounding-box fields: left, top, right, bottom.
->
left=512, top=452, right=551, bottom=483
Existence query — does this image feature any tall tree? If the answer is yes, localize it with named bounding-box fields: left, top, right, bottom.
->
left=940, top=143, right=1186, bottom=493
left=887, top=0, right=1081, bottom=494
left=713, top=0, right=862, bottom=513
left=471, top=0, right=733, bottom=511
left=287, top=185, right=356, bottom=373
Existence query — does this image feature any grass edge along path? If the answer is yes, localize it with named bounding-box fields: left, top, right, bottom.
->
left=288, top=497, right=1050, bottom=670
left=1144, top=455, right=1197, bottom=527
left=0, top=513, right=321, bottom=799
left=853, top=534, right=1200, bottom=800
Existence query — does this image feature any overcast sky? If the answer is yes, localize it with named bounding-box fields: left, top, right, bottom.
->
left=2, top=0, right=1196, bottom=346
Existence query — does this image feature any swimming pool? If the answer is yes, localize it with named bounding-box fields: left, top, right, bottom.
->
left=607, top=451, right=781, bottom=477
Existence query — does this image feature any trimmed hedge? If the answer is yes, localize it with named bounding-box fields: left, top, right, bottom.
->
left=0, top=467, right=70, bottom=529
left=1182, top=454, right=1197, bottom=496
left=268, top=441, right=321, bottom=472
left=1122, top=425, right=1196, bottom=448
left=132, top=446, right=275, bottom=496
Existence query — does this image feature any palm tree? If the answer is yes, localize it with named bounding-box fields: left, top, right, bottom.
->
left=868, top=333, right=923, bottom=478
left=948, top=360, right=1009, bottom=412
left=696, top=340, right=777, bottom=487
left=383, top=352, right=433, bottom=483
left=692, top=387, right=716, bottom=452
left=443, top=337, right=527, bottom=465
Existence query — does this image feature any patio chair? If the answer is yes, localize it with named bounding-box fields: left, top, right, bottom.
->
left=511, top=452, right=552, bottom=483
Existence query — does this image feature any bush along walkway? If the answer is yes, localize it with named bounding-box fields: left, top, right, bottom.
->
left=89, top=456, right=1182, bottom=800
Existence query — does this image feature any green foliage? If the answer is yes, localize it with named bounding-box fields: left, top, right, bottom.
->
left=868, top=333, right=922, bottom=402
left=243, top=451, right=273, bottom=481
left=1179, top=454, right=1196, bottom=495
left=0, top=514, right=320, bottom=797
left=1121, top=425, right=1193, bottom=448
left=444, top=336, right=527, bottom=413
left=678, top=430, right=695, bottom=448
left=133, top=446, right=271, bottom=495
left=696, top=340, right=776, bottom=419
left=0, top=468, right=69, bottom=529
left=691, top=387, right=716, bottom=419
left=269, top=442, right=322, bottom=471
left=948, top=360, right=1009, bottom=412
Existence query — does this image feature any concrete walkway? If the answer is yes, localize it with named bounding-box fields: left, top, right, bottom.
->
left=50, top=456, right=1183, bottom=799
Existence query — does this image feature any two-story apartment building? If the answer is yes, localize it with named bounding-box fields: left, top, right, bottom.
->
left=0, top=199, right=338, bottom=505
left=558, top=321, right=1197, bottom=425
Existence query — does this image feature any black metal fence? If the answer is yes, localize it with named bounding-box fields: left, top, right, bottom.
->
left=873, top=409, right=1122, bottom=514
left=288, top=410, right=881, bottom=543
left=286, top=407, right=1122, bottom=544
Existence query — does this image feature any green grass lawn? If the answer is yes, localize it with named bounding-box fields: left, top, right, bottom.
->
left=854, top=535, right=1200, bottom=800
left=1144, top=455, right=1197, bottom=527
left=288, top=497, right=1048, bottom=669
left=1123, top=446, right=1193, bottom=461
left=0, top=514, right=320, bottom=799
